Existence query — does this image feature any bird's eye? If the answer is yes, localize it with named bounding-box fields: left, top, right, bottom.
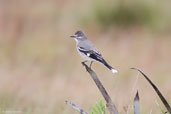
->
left=77, top=34, right=80, bottom=37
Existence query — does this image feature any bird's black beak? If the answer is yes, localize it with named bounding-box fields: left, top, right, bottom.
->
left=70, top=35, right=76, bottom=38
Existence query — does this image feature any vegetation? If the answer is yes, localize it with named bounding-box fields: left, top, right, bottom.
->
left=0, top=0, right=171, bottom=113
left=79, top=0, right=171, bottom=29
left=91, top=100, right=105, bottom=114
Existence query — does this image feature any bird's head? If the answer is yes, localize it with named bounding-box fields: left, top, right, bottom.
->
left=70, top=30, right=87, bottom=41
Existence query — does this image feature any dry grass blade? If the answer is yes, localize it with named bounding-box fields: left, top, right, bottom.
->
left=126, top=72, right=140, bottom=114
left=65, top=101, right=88, bottom=114
left=131, top=68, right=171, bottom=114
left=134, top=91, right=140, bottom=114
left=82, top=62, right=118, bottom=114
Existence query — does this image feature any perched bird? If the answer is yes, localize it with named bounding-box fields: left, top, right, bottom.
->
left=70, top=30, right=118, bottom=73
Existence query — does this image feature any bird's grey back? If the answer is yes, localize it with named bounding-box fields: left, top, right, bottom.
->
left=77, top=39, right=98, bottom=51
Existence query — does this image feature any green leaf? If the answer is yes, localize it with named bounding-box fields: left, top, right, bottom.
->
left=92, top=106, right=98, bottom=114
left=91, top=99, right=106, bottom=114
left=96, top=103, right=102, bottom=114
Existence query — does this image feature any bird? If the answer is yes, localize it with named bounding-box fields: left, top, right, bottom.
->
left=70, top=30, right=118, bottom=73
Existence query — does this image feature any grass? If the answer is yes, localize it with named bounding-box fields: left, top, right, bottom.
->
left=91, top=99, right=105, bottom=114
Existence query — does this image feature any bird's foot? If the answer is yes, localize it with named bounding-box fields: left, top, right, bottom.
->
left=81, top=61, right=88, bottom=66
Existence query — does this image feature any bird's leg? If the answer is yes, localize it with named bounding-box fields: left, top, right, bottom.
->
left=90, top=61, right=93, bottom=69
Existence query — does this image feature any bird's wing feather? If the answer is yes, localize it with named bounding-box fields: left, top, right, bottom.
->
left=78, top=47, right=104, bottom=63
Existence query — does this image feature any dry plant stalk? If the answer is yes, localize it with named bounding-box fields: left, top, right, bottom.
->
left=82, top=62, right=118, bottom=114
left=65, top=101, right=88, bottom=114
left=134, top=91, right=140, bottom=114
left=131, top=68, right=171, bottom=114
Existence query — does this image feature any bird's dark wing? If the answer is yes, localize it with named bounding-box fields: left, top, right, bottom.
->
left=78, top=47, right=104, bottom=63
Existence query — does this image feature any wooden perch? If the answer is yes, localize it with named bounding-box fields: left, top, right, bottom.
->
left=82, top=62, right=118, bottom=114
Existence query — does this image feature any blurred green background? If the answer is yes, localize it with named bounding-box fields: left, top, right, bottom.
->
left=0, top=0, right=171, bottom=113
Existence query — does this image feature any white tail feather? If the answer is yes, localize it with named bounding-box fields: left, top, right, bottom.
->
left=111, top=69, right=118, bottom=73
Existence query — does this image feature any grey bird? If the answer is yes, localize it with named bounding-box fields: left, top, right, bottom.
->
left=70, top=30, right=118, bottom=73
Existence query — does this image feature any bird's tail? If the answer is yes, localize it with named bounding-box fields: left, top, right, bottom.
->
left=102, top=60, right=118, bottom=73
